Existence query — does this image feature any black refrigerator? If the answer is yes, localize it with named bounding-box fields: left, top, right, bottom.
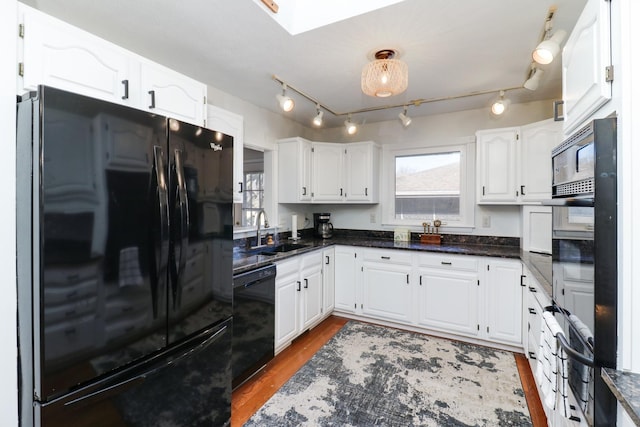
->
left=16, top=86, right=234, bottom=426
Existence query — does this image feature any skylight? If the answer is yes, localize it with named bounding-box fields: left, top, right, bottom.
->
left=253, top=0, right=406, bottom=35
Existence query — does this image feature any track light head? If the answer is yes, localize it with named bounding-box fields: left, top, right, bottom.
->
left=398, top=107, right=412, bottom=127
left=491, top=90, right=510, bottom=115
left=533, top=29, right=566, bottom=65
left=524, top=68, right=545, bottom=91
left=312, top=106, right=323, bottom=127
left=276, top=83, right=294, bottom=112
left=344, top=115, right=357, bottom=135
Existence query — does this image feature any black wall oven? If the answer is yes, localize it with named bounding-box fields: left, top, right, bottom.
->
left=547, top=117, right=617, bottom=426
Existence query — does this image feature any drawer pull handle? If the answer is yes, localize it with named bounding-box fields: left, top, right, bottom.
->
left=297, top=281, right=301, bottom=292
left=148, top=90, right=156, bottom=109
left=381, top=256, right=391, bottom=260
left=325, top=256, right=330, bottom=265
left=121, top=79, right=129, bottom=100
left=441, top=261, right=452, bottom=265
left=528, top=351, right=537, bottom=360
left=529, top=286, right=537, bottom=293
left=304, top=278, right=309, bottom=289
left=529, top=308, right=537, bottom=315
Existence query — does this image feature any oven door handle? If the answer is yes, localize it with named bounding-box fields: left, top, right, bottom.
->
left=557, top=332, right=595, bottom=367
left=542, top=197, right=594, bottom=207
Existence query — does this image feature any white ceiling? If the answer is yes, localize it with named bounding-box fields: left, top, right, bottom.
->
left=21, top=0, right=587, bottom=128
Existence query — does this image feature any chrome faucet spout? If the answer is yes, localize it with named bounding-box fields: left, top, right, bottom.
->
left=255, top=209, right=269, bottom=247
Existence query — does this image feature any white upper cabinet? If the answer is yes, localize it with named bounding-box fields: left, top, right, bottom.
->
left=18, top=4, right=207, bottom=127
left=277, top=138, right=313, bottom=203
left=20, top=5, right=133, bottom=105
left=561, top=0, right=612, bottom=134
left=139, top=60, right=206, bottom=126
left=519, top=119, right=562, bottom=202
left=344, top=142, right=379, bottom=203
left=278, top=138, right=379, bottom=204
left=477, top=119, right=561, bottom=205
left=311, top=143, right=344, bottom=201
left=476, top=127, right=519, bottom=203
left=207, top=105, right=244, bottom=203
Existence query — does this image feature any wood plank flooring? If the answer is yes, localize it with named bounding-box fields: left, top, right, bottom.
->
left=231, top=315, right=547, bottom=427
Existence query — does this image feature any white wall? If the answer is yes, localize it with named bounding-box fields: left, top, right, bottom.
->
left=2, top=1, right=19, bottom=426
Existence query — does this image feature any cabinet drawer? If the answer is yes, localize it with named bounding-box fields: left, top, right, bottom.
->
left=44, top=262, right=100, bottom=286
left=44, top=296, right=98, bottom=325
left=418, top=254, right=479, bottom=271
left=300, top=250, right=322, bottom=270
left=363, top=248, right=412, bottom=265
left=44, top=279, right=98, bottom=305
left=276, top=258, right=300, bottom=279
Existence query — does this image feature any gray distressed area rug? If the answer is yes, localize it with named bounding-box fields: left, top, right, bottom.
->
left=245, top=321, right=532, bottom=426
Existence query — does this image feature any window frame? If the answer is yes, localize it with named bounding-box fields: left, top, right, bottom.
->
left=382, top=141, right=475, bottom=231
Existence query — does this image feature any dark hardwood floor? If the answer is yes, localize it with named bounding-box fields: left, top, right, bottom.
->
left=231, top=315, right=547, bottom=427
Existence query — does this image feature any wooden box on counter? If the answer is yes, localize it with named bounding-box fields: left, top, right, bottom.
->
left=420, top=234, right=442, bottom=245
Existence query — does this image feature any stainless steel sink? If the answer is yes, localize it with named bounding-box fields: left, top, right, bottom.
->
left=248, top=242, right=308, bottom=256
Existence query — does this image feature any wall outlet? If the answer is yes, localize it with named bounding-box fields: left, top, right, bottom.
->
left=482, top=215, right=491, bottom=228
left=370, top=213, right=376, bottom=223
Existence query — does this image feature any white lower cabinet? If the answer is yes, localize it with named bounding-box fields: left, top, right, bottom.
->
left=417, top=267, right=480, bottom=337
left=274, top=250, right=326, bottom=353
left=361, top=251, right=413, bottom=324
left=484, top=259, right=523, bottom=346
left=322, top=248, right=335, bottom=314
left=334, top=245, right=359, bottom=313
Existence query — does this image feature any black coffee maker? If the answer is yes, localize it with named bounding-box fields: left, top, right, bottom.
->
left=313, top=213, right=333, bottom=239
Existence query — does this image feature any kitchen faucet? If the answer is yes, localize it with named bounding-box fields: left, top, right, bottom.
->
left=254, top=209, right=269, bottom=248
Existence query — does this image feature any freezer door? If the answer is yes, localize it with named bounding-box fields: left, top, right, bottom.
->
left=167, top=120, right=233, bottom=343
left=37, top=319, right=232, bottom=427
left=29, top=86, right=170, bottom=401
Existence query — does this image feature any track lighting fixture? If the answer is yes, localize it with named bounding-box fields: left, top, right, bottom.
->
left=276, top=83, right=295, bottom=112
left=524, top=67, right=544, bottom=91
left=344, top=115, right=357, bottom=135
left=312, top=105, right=323, bottom=127
left=532, top=24, right=566, bottom=65
left=398, top=106, right=411, bottom=127
left=491, top=90, right=510, bottom=115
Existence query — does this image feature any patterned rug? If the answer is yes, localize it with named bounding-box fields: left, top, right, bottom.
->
left=245, top=321, right=531, bottom=426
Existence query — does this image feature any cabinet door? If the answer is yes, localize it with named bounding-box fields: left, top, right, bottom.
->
left=140, top=61, right=206, bottom=126
left=345, top=143, right=377, bottom=202
left=562, top=0, right=612, bottom=134
left=476, top=128, right=519, bottom=203
left=322, top=248, right=335, bottom=314
left=312, top=143, right=344, bottom=201
left=277, top=138, right=312, bottom=203
left=417, top=268, right=480, bottom=337
left=21, top=6, right=133, bottom=105
left=361, top=262, right=412, bottom=324
left=519, top=119, right=562, bottom=202
left=300, top=261, right=323, bottom=330
left=485, top=260, right=523, bottom=346
left=334, top=246, right=358, bottom=313
left=207, top=105, right=244, bottom=203
left=275, top=260, right=299, bottom=351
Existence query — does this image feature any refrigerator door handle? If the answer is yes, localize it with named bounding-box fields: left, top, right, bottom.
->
left=152, top=145, right=170, bottom=318
left=173, top=148, right=189, bottom=301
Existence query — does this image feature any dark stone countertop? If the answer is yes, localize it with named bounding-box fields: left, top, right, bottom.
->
left=602, top=368, right=640, bottom=426
left=233, top=235, right=523, bottom=275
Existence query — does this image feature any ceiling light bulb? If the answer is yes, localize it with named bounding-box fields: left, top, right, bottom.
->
left=276, top=93, right=294, bottom=112
left=344, top=117, right=357, bottom=135
left=398, top=108, right=411, bottom=127
left=312, top=107, right=323, bottom=127
left=532, top=29, right=566, bottom=65
left=524, top=68, right=545, bottom=91
left=491, top=91, right=510, bottom=115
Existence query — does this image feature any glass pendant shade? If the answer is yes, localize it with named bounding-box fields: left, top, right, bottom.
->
left=361, top=50, right=408, bottom=98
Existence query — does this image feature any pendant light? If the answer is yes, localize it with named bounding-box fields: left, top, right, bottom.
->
left=344, top=115, right=357, bottom=135
left=312, top=105, right=323, bottom=127
left=361, top=49, right=408, bottom=98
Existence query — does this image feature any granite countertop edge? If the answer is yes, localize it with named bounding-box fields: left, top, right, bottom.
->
left=602, top=368, right=640, bottom=426
left=233, top=236, right=527, bottom=275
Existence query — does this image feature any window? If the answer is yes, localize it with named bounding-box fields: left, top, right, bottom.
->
left=383, top=143, right=474, bottom=229
left=242, top=171, right=264, bottom=227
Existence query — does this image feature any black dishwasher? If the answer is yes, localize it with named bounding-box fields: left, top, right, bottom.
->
left=232, top=264, right=276, bottom=389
